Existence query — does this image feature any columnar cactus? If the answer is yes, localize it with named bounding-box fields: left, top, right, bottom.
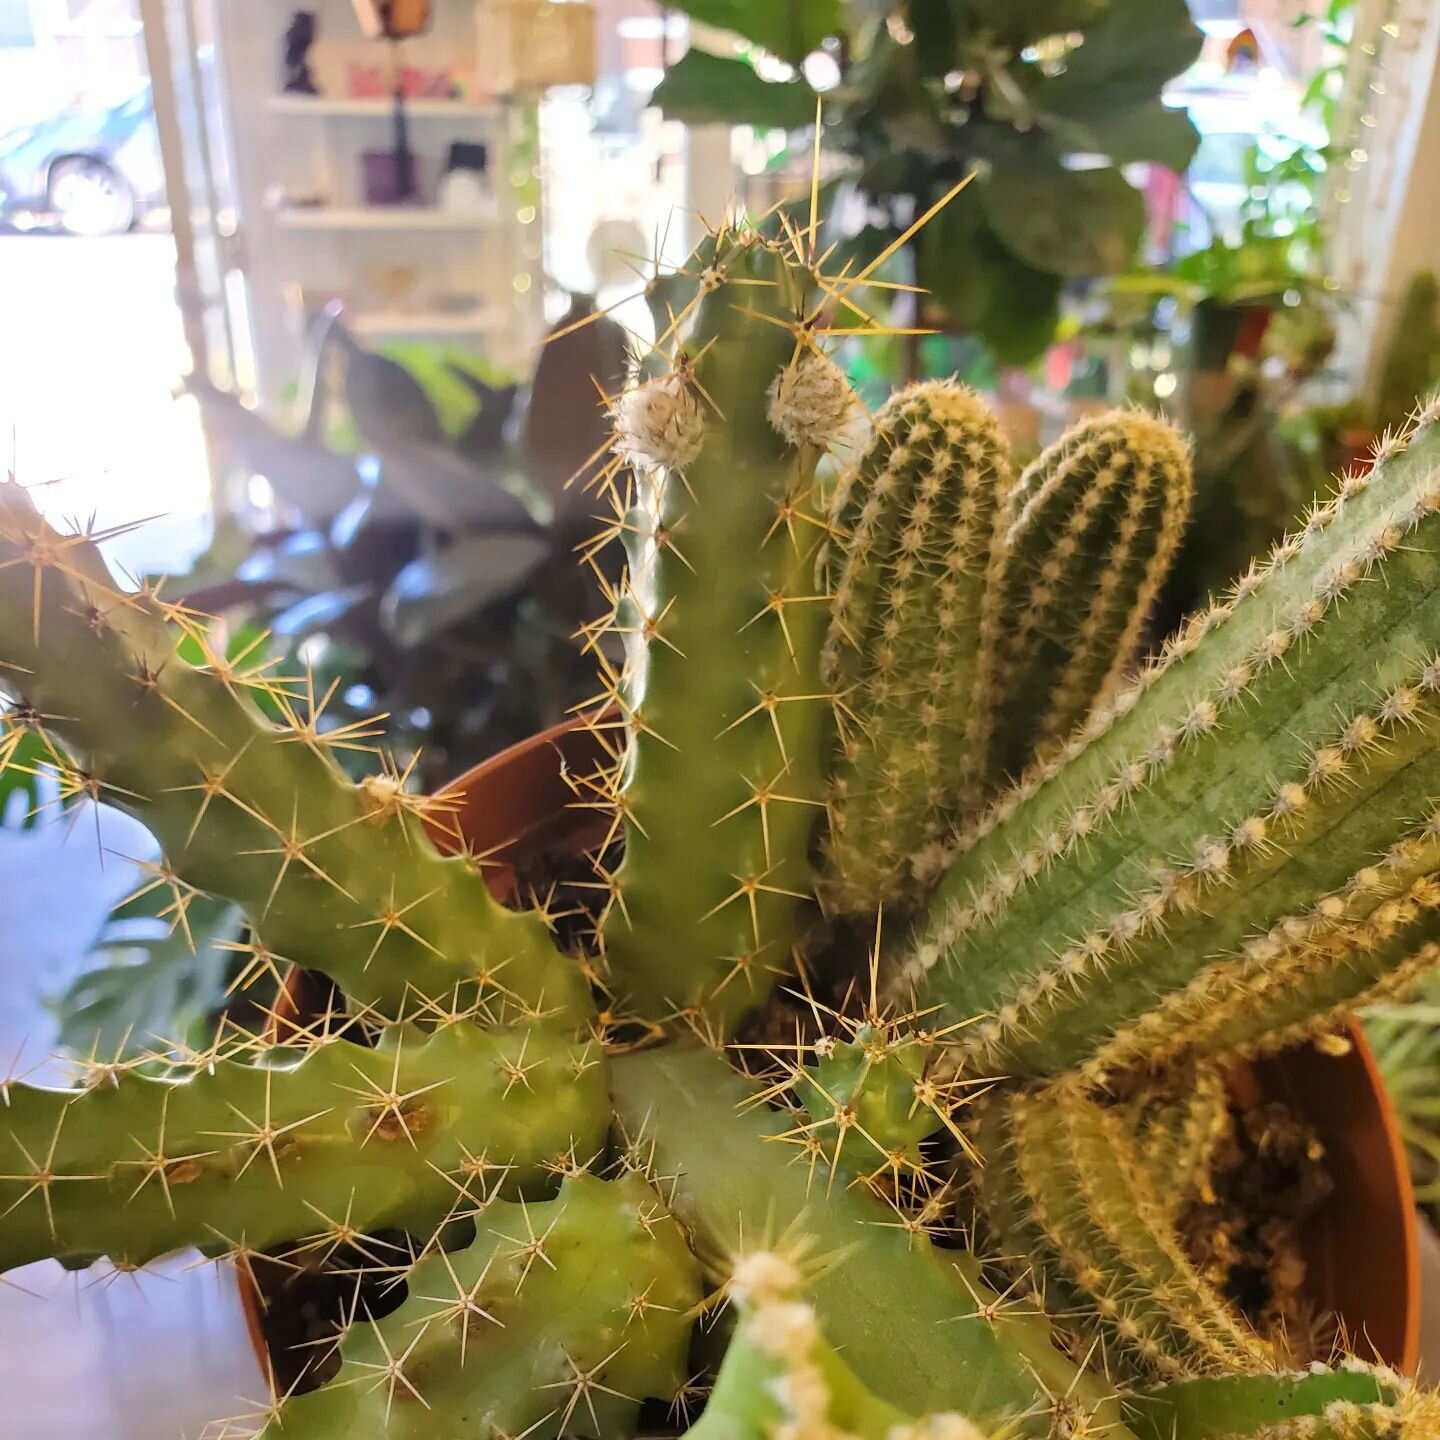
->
left=3, top=214, right=1440, bottom=1440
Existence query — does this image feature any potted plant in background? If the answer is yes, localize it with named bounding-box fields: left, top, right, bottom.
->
left=650, top=0, right=1203, bottom=369
left=0, top=212, right=1433, bottom=1437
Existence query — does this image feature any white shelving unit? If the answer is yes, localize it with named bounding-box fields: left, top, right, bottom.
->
left=213, top=0, right=545, bottom=406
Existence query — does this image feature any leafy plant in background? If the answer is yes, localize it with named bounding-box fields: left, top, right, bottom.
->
left=3, top=215, right=1440, bottom=1438
left=181, top=295, right=627, bottom=790
left=652, top=0, right=1203, bottom=363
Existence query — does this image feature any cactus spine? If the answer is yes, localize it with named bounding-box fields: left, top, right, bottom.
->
left=821, top=381, right=1014, bottom=908
left=4, top=210, right=1440, bottom=1440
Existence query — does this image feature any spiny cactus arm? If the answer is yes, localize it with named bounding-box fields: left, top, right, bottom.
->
left=996, top=1085, right=1269, bottom=1379
left=610, top=1045, right=1135, bottom=1439
left=984, top=409, right=1193, bottom=788
left=258, top=1173, right=702, bottom=1440
left=1125, top=1067, right=1232, bottom=1215
left=686, top=1252, right=991, bottom=1440
left=1123, top=1366, right=1424, bottom=1440
left=820, top=381, right=1015, bottom=909
left=598, top=231, right=844, bottom=1028
left=0, top=1023, right=605, bottom=1270
left=900, top=410, right=1440, bottom=1077
left=0, top=482, right=589, bottom=1027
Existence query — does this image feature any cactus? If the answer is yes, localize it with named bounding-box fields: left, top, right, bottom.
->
left=984, top=408, right=1194, bottom=787
left=4, top=211, right=1440, bottom=1440
left=821, top=381, right=1014, bottom=908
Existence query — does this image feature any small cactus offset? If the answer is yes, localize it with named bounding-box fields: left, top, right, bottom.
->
left=5, top=209, right=1440, bottom=1440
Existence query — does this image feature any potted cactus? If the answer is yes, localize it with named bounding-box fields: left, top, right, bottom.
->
left=1, top=216, right=1436, bottom=1439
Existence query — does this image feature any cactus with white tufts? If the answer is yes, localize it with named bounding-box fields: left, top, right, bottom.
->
left=4, top=214, right=1440, bottom=1439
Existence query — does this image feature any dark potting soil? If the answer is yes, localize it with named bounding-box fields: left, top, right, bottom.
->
left=1179, top=1098, right=1334, bottom=1361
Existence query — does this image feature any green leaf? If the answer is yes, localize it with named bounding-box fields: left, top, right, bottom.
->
left=1041, top=0, right=1202, bottom=111
left=980, top=164, right=1144, bottom=277
left=0, top=726, right=66, bottom=831
left=976, top=246, right=1064, bottom=366
left=54, top=892, right=244, bottom=1059
left=1040, top=96, right=1200, bottom=172
left=661, top=0, right=841, bottom=66
left=651, top=49, right=818, bottom=129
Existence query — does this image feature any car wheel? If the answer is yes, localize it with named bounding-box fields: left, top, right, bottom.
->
left=47, top=157, right=135, bottom=237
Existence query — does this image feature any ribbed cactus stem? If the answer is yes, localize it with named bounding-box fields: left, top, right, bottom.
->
left=610, top=1045, right=1134, bottom=1439
left=1001, top=1084, right=1269, bottom=1377
left=821, top=381, right=1014, bottom=908
left=597, top=230, right=842, bottom=1027
left=0, top=1024, right=605, bottom=1270
left=0, top=482, right=589, bottom=1028
left=985, top=408, right=1193, bottom=788
left=261, top=1174, right=701, bottom=1440
left=900, top=407, right=1440, bottom=1079
left=1124, top=1367, right=1426, bottom=1440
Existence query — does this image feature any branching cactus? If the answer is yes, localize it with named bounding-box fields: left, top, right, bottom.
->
left=3, top=212, right=1440, bottom=1440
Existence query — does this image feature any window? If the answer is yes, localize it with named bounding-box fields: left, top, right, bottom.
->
left=0, top=0, right=34, bottom=48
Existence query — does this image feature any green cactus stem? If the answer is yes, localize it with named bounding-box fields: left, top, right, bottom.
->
left=900, top=407, right=1440, bottom=1080
left=1123, top=1367, right=1425, bottom=1440
left=597, top=229, right=844, bottom=1027
left=820, top=380, right=1015, bottom=909
left=975, top=1084, right=1269, bottom=1381
left=0, top=481, right=590, bottom=1028
left=0, top=1023, right=605, bottom=1270
left=610, top=1044, right=1135, bottom=1439
left=261, top=1174, right=701, bottom=1440
left=985, top=408, right=1193, bottom=787
left=686, top=1250, right=991, bottom=1440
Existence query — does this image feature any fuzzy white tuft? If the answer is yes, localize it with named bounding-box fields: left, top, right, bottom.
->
left=613, top=373, right=705, bottom=471
left=768, top=351, right=855, bottom=450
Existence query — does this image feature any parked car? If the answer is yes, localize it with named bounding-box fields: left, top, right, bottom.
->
left=0, top=84, right=165, bottom=236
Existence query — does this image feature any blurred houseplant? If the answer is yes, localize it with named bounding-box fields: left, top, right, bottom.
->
left=651, top=0, right=1203, bottom=365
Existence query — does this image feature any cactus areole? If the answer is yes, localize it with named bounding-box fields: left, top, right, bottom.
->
left=1, top=219, right=1437, bottom=1440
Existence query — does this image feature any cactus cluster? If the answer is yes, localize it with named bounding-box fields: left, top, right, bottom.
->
left=4, top=213, right=1440, bottom=1440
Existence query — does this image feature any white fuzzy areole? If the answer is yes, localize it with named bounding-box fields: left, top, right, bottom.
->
left=768, top=351, right=854, bottom=449
left=613, top=373, right=705, bottom=470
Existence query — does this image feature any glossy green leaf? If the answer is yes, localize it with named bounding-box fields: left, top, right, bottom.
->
left=980, top=164, right=1144, bottom=277
left=651, top=49, right=818, bottom=130
left=1041, top=0, right=1202, bottom=110
left=1041, top=96, right=1200, bottom=171
left=660, top=0, right=840, bottom=66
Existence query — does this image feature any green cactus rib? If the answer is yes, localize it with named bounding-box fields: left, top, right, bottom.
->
left=0, top=483, right=590, bottom=1028
left=262, top=1173, right=701, bottom=1440
left=1123, top=1367, right=1424, bottom=1440
left=599, top=231, right=839, bottom=1027
left=985, top=408, right=1193, bottom=788
left=821, top=381, right=1015, bottom=910
left=0, top=1023, right=604, bottom=1270
left=1000, top=1084, right=1269, bottom=1379
left=899, top=408, right=1440, bottom=1077
left=686, top=1252, right=991, bottom=1440
left=610, top=1045, right=1135, bottom=1439
left=1124, top=1066, right=1231, bottom=1219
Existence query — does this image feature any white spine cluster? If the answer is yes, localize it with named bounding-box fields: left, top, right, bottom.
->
left=613, top=372, right=706, bottom=471
left=768, top=351, right=854, bottom=450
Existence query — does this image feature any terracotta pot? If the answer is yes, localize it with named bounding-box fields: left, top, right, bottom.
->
left=241, top=716, right=1420, bottom=1383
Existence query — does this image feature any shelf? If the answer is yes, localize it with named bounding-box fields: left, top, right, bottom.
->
left=349, top=308, right=501, bottom=337
left=272, top=206, right=496, bottom=230
left=267, top=95, right=497, bottom=118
